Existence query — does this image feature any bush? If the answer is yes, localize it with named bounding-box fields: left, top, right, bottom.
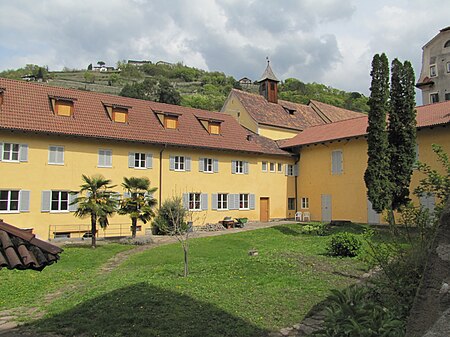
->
left=152, top=197, right=187, bottom=235
left=327, top=232, right=361, bottom=257
left=301, top=223, right=329, bottom=236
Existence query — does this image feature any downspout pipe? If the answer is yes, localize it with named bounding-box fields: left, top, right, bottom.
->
left=159, top=144, right=167, bottom=208
left=294, top=152, right=300, bottom=213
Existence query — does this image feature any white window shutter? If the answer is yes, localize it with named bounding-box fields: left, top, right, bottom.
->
left=201, top=193, right=208, bottom=210
left=231, top=160, right=236, bottom=174
left=19, top=190, right=30, bottom=212
left=128, top=152, right=135, bottom=168
left=41, top=190, right=51, bottom=212
left=213, top=159, right=219, bottom=173
left=249, top=194, right=255, bottom=210
left=69, top=193, right=78, bottom=212
left=169, top=155, right=175, bottom=170
left=244, top=161, right=249, bottom=174
left=185, top=157, right=191, bottom=171
left=285, top=165, right=289, bottom=176
left=199, top=158, right=204, bottom=172
left=212, top=194, right=218, bottom=210
left=146, top=153, right=153, bottom=169
left=182, top=193, right=189, bottom=209
left=19, top=144, right=28, bottom=162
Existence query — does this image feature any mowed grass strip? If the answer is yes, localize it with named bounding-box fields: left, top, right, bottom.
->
left=20, top=224, right=367, bottom=336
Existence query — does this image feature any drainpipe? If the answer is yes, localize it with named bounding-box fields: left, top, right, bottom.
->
left=159, top=144, right=167, bottom=208
left=294, top=153, right=300, bottom=213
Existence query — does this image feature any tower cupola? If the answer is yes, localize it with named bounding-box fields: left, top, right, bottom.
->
left=258, top=59, right=279, bottom=104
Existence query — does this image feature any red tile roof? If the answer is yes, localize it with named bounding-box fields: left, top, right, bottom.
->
left=226, top=89, right=365, bottom=131
left=0, top=79, right=290, bottom=156
left=281, top=101, right=450, bottom=148
left=0, top=220, right=62, bottom=271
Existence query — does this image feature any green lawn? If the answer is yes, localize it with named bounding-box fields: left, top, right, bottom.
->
left=0, top=224, right=369, bottom=336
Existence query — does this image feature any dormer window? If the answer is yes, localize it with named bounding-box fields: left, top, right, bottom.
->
left=103, top=103, right=130, bottom=123
left=283, top=107, right=296, bottom=115
left=112, top=107, right=128, bottom=123
left=50, top=96, right=75, bottom=117
left=208, top=121, right=221, bottom=135
left=164, top=115, right=178, bottom=129
left=0, top=89, right=4, bottom=108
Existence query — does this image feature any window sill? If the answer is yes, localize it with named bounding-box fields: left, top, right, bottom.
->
left=239, top=208, right=249, bottom=211
left=0, top=210, right=20, bottom=214
left=98, top=165, right=113, bottom=168
left=174, top=169, right=186, bottom=172
left=49, top=162, right=65, bottom=166
left=1, top=160, right=20, bottom=163
left=49, top=210, right=70, bottom=213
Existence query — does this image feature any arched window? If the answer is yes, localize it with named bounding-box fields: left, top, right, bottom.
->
left=444, top=40, right=450, bottom=48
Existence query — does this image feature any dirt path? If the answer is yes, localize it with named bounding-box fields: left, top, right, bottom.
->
left=1, top=221, right=285, bottom=336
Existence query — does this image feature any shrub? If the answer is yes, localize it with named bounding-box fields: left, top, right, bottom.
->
left=301, top=222, right=330, bottom=236
left=327, top=232, right=361, bottom=257
left=152, top=197, right=188, bottom=235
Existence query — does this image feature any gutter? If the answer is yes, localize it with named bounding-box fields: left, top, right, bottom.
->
left=294, top=153, right=300, bottom=213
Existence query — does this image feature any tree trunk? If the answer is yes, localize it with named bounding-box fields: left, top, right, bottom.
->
left=91, top=214, right=97, bottom=248
left=183, top=245, right=189, bottom=277
left=131, top=217, right=137, bottom=239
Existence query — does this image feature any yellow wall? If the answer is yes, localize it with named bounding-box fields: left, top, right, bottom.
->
left=0, top=131, right=295, bottom=239
left=259, top=125, right=299, bottom=140
left=296, top=126, right=450, bottom=223
left=221, top=92, right=259, bottom=134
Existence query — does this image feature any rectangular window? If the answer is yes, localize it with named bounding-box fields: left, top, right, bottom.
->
left=262, top=161, right=268, bottom=172
left=236, top=161, right=244, bottom=174
left=277, top=163, right=283, bottom=172
left=301, top=197, right=309, bottom=209
left=98, top=149, right=112, bottom=167
left=164, top=115, right=178, bottom=129
left=270, top=162, right=275, bottom=172
left=203, top=158, right=213, bottom=173
left=287, top=164, right=294, bottom=176
left=2, top=143, right=20, bottom=161
left=112, top=107, right=128, bottom=123
left=134, top=153, right=146, bottom=168
left=49, top=146, right=64, bottom=165
left=218, top=193, right=228, bottom=210
left=288, top=198, right=296, bottom=211
left=430, top=65, right=437, bottom=77
left=239, top=193, right=249, bottom=210
left=175, top=156, right=185, bottom=171
left=430, top=93, right=439, bottom=103
left=55, top=100, right=73, bottom=117
left=0, top=190, right=19, bottom=212
left=331, top=150, right=343, bottom=175
left=208, top=122, right=221, bottom=135
left=445, top=93, right=450, bottom=101
left=51, top=191, right=69, bottom=212
left=447, top=62, right=450, bottom=73
left=189, top=193, right=201, bottom=211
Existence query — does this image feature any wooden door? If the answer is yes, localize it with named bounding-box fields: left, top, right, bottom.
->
left=321, top=194, right=332, bottom=222
left=260, top=197, right=270, bottom=222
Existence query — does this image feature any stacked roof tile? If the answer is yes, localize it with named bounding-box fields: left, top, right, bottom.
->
left=226, top=89, right=365, bottom=131
left=0, top=79, right=290, bottom=156
left=0, top=220, right=62, bottom=271
left=281, top=101, right=450, bottom=148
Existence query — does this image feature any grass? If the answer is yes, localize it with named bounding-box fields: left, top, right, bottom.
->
left=0, top=224, right=370, bottom=336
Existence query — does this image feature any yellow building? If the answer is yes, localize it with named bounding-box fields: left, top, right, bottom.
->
left=221, top=62, right=365, bottom=140
left=281, top=104, right=450, bottom=223
left=0, top=78, right=296, bottom=239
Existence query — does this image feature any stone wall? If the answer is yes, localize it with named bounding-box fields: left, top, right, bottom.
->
left=406, top=198, right=450, bottom=337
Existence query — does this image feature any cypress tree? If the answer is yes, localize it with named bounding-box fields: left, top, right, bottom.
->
left=388, top=59, right=417, bottom=210
left=364, top=53, right=391, bottom=212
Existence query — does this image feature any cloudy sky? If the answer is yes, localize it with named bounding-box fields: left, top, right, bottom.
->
left=1, top=0, right=449, bottom=102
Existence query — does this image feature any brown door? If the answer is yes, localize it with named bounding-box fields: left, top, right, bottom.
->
left=260, top=197, right=270, bottom=222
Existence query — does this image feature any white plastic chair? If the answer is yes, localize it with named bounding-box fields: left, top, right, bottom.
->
left=295, top=212, right=302, bottom=222
left=302, top=212, right=311, bottom=222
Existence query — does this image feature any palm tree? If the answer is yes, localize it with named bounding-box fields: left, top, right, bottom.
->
left=71, top=175, right=117, bottom=248
left=119, top=177, right=158, bottom=238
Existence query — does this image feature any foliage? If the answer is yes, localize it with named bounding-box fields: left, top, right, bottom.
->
left=70, top=174, right=117, bottom=248
left=120, top=77, right=181, bottom=104
left=301, top=222, right=330, bottom=236
left=278, top=78, right=369, bottom=112
left=158, top=77, right=181, bottom=104
left=364, top=53, right=391, bottom=213
left=316, top=285, right=404, bottom=337
left=118, top=177, right=158, bottom=238
left=388, top=59, right=416, bottom=211
left=414, top=144, right=450, bottom=218
left=0, top=64, right=50, bottom=81
left=83, top=71, right=95, bottom=83
left=327, top=232, right=362, bottom=257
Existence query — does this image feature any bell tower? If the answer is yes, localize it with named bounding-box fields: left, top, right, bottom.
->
left=258, top=58, right=279, bottom=104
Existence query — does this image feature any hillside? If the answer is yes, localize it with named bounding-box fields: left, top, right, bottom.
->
left=0, top=62, right=369, bottom=113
